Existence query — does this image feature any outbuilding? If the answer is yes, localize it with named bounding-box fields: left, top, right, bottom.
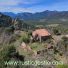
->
left=32, top=29, right=51, bottom=42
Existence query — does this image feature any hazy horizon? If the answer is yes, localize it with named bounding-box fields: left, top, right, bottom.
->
left=1, top=10, right=68, bottom=14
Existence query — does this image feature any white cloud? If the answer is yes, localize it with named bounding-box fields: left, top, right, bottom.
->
left=10, top=8, right=32, bottom=13
left=0, top=0, right=36, bottom=13
left=0, top=7, right=32, bottom=13
left=0, top=0, right=36, bottom=6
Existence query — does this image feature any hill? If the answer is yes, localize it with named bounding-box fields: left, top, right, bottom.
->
left=0, top=13, right=13, bottom=27
left=2, top=12, right=16, bottom=18
left=2, top=10, right=68, bottom=25
left=17, top=11, right=68, bottom=20
left=2, top=10, right=68, bottom=21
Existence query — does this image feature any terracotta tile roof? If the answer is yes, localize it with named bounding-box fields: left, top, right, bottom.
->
left=32, top=29, right=51, bottom=37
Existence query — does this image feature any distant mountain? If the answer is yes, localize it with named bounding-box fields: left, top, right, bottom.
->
left=17, top=12, right=33, bottom=20
left=2, top=12, right=16, bottom=18
left=1, top=10, right=68, bottom=26
left=0, top=11, right=68, bottom=28
left=2, top=10, right=68, bottom=22
left=0, top=12, right=13, bottom=27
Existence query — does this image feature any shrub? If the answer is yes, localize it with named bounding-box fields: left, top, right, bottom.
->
left=5, top=26, right=14, bottom=33
left=53, top=28, right=61, bottom=35
left=62, top=36, right=68, bottom=42
left=0, top=45, right=25, bottom=68
left=0, top=45, right=16, bottom=61
left=7, top=45, right=16, bottom=58
left=20, top=34, right=30, bottom=43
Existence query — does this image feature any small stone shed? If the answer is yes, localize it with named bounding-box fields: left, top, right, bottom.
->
left=32, top=29, right=51, bottom=42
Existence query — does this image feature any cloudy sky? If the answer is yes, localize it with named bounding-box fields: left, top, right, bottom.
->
left=0, top=0, right=68, bottom=13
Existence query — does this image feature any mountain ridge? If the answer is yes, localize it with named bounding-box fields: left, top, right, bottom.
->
left=1, top=10, right=68, bottom=21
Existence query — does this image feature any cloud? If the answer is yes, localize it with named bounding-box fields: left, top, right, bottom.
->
left=0, top=0, right=68, bottom=13
left=9, top=8, right=32, bottom=13
left=0, top=0, right=37, bottom=6
left=0, top=0, right=32, bottom=7
left=0, top=0, right=37, bottom=13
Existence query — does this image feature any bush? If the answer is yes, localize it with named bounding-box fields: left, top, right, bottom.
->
left=7, top=45, right=16, bottom=57
left=0, top=45, right=25, bottom=68
left=0, top=45, right=16, bottom=64
left=5, top=26, right=14, bottom=33
left=20, top=34, right=30, bottom=43
left=62, top=36, right=68, bottom=42
left=3, top=46, right=16, bottom=59
left=53, top=28, right=61, bottom=35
